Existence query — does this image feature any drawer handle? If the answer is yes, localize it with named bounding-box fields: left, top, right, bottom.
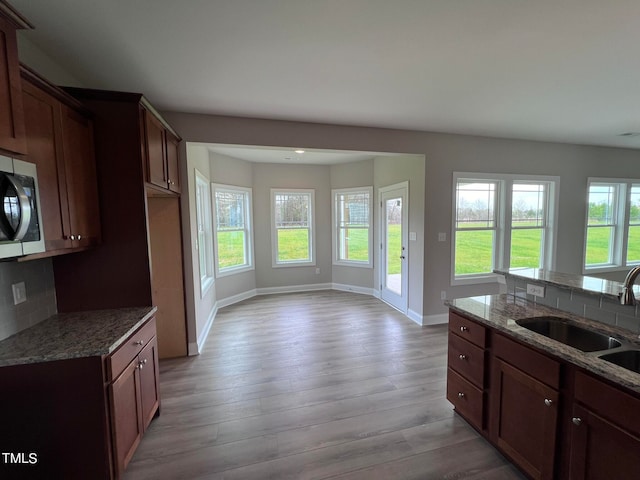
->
left=572, top=417, right=582, bottom=426
left=460, top=326, right=468, bottom=332
left=134, top=340, right=145, bottom=346
left=458, top=392, right=465, bottom=398
left=544, top=398, right=553, bottom=407
left=458, top=354, right=467, bottom=360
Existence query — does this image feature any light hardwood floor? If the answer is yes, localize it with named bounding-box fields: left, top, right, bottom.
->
left=124, top=291, right=525, bottom=480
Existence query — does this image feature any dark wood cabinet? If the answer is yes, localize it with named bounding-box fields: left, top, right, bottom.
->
left=447, top=309, right=640, bottom=480
left=21, top=68, right=101, bottom=255
left=53, top=87, right=187, bottom=359
left=0, top=2, right=30, bottom=155
left=109, top=319, right=160, bottom=477
left=143, top=106, right=181, bottom=193
left=568, top=371, right=640, bottom=480
left=490, top=357, right=559, bottom=480
left=0, top=314, right=159, bottom=479
left=446, top=312, right=487, bottom=432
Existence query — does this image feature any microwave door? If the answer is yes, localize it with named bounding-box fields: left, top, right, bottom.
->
left=1, top=174, right=31, bottom=241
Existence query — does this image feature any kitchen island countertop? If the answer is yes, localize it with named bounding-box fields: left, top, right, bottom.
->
left=447, top=294, right=640, bottom=394
left=0, top=306, right=157, bottom=367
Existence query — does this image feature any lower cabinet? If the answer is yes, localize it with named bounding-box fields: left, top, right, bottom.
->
left=0, top=315, right=160, bottom=479
left=109, top=319, right=160, bottom=477
left=490, top=358, right=559, bottom=480
left=447, top=310, right=640, bottom=480
left=568, top=372, right=640, bottom=480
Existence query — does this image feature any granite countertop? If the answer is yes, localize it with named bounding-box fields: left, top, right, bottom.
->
left=495, top=267, right=640, bottom=300
left=0, top=306, right=157, bottom=367
left=446, top=294, right=640, bottom=394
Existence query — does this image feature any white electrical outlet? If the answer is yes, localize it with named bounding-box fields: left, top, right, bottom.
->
left=438, top=232, right=446, bottom=242
left=315, top=268, right=320, bottom=274
left=440, top=290, right=447, bottom=300
left=526, top=284, right=545, bottom=298
left=12, top=282, right=27, bottom=305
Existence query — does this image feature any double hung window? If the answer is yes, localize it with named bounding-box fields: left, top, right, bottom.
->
left=213, top=184, right=253, bottom=276
left=584, top=179, right=640, bottom=271
left=271, top=189, right=315, bottom=266
left=332, top=187, right=373, bottom=267
left=453, top=173, right=558, bottom=284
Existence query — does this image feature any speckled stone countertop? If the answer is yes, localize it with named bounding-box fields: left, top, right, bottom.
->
left=0, top=306, right=157, bottom=367
left=446, top=294, right=640, bottom=394
left=495, top=267, right=640, bottom=300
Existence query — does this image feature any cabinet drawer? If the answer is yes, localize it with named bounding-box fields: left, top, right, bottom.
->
left=447, top=367, right=484, bottom=431
left=574, top=371, right=640, bottom=436
left=448, top=332, right=485, bottom=388
left=492, top=332, right=560, bottom=389
left=449, top=312, right=486, bottom=348
left=108, top=317, right=156, bottom=382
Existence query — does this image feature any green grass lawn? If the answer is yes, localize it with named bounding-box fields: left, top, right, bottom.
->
left=218, top=223, right=640, bottom=272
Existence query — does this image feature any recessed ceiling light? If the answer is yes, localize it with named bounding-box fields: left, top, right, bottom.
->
left=294, top=149, right=305, bottom=154
left=618, top=132, right=640, bottom=137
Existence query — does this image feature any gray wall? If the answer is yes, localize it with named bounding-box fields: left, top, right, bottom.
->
left=163, top=111, right=640, bottom=326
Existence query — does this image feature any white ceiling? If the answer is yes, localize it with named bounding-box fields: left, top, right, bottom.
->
left=11, top=0, right=640, bottom=149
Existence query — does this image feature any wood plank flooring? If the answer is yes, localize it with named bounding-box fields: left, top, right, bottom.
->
left=124, top=291, right=525, bottom=480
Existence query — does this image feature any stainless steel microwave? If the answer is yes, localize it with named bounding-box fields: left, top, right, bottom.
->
left=0, top=155, right=45, bottom=259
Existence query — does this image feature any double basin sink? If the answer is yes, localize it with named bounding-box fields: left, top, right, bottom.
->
left=516, top=316, right=640, bottom=374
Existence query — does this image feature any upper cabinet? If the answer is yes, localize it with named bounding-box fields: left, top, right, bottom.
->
left=21, top=67, right=101, bottom=254
left=0, top=1, right=31, bottom=155
left=143, top=104, right=181, bottom=194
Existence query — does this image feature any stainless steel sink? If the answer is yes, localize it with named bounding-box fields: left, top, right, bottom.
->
left=599, top=350, right=640, bottom=374
left=516, top=316, right=622, bottom=352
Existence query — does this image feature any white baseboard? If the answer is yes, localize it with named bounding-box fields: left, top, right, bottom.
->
left=217, top=289, right=257, bottom=309
left=331, top=283, right=375, bottom=296
left=423, top=313, right=449, bottom=326
left=193, top=302, right=218, bottom=355
left=256, top=283, right=333, bottom=295
left=407, top=308, right=424, bottom=326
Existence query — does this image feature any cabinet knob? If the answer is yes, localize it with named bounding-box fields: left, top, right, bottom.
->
left=142, top=358, right=148, bottom=365
left=458, top=392, right=465, bottom=398
left=138, top=361, right=144, bottom=370
left=460, top=326, right=468, bottom=332
left=459, top=354, right=467, bottom=360
left=77, top=234, right=82, bottom=240
left=70, top=235, right=76, bottom=240
left=572, top=417, right=582, bottom=426
left=134, top=340, right=144, bottom=346
left=544, top=398, right=553, bottom=407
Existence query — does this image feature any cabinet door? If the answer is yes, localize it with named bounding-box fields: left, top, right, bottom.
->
left=569, top=404, right=640, bottom=480
left=165, top=130, right=180, bottom=193
left=490, top=359, right=558, bottom=480
left=138, top=336, right=160, bottom=429
left=109, top=358, right=144, bottom=477
left=21, top=79, right=72, bottom=251
left=60, top=104, right=101, bottom=248
left=144, top=110, right=167, bottom=189
left=0, top=14, right=26, bottom=154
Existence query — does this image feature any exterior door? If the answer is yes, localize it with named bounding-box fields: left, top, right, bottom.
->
left=379, top=182, right=408, bottom=312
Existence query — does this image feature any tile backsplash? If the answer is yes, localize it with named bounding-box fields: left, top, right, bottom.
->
left=0, top=258, right=57, bottom=341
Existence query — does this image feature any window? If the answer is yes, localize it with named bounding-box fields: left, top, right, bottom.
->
left=452, top=173, right=558, bottom=284
left=584, top=179, right=640, bottom=271
left=213, top=184, right=253, bottom=276
left=195, top=170, right=214, bottom=296
left=271, top=189, right=315, bottom=266
left=332, top=187, right=373, bottom=267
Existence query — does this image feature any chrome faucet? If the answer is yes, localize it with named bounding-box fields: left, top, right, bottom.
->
left=620, top=265, right=640, bottom=305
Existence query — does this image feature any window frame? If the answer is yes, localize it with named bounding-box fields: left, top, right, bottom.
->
left=195, top=170, right=214, bottom=297
left=212, top=183, right=254, bottom=277
left=271, top=188, right=316, bottom=268
left=451, top=172, right=559, bottom=286
left=583, top=178, right=640, bottom=273
left=331, top=186, right=373, bottom=268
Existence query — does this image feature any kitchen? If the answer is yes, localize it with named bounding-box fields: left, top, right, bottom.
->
left=2, top=1, right=640, bottom=479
